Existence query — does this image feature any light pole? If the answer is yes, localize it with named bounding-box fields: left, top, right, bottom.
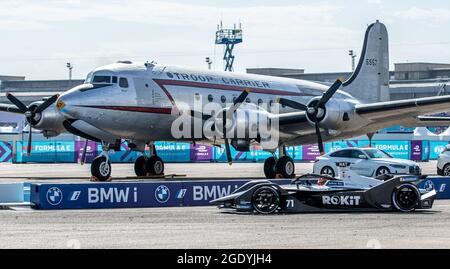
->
left=205, top=57, right=212, bottom=70
left=66, top=62, right=73, bottom=83
left=349, top=50, right=357, bottom=72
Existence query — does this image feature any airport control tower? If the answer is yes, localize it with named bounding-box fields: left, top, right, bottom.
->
left=215, top=22, right=243, bottom=72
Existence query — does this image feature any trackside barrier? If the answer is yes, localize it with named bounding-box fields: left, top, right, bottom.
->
left=30, top=180, right=290, bottom=210
left=417, top=177, right=450, bottom=199
left=0, top=183, right=24, bottom=203
left=29, top=177, right=450, bottom=210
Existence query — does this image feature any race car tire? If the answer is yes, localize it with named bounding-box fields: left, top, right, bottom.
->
left=320, top=166, right=335, bottom=177
left=145, top=156, right=165, bottom=175
left=91, top=156, right=111, bottom=182
left=442, top=164, right=450, bottom=176
left=134, top=155, right=148, bottom=176
left=251, top=186, right=280, bottom=214
left=276, top=156, right=295, bottom=178
left=263, top=157, right=277, bottom=179
left=376, top=166, right=391, bottom=177
left=392, top=183, right=420, bottom=212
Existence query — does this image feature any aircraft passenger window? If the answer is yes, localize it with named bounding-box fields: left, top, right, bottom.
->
left=221, top=96, right=226, bottom=103
left=119, top=78, right=129, bottom=88
left=257, top=99, right=263, bottom=105
left=208, top=94, right=214, bottom=102
left=245, top=98, right=251, bottom=103
left=112, top=76, right=118, bottom=83
left=93, top=76, right=111, bottom=84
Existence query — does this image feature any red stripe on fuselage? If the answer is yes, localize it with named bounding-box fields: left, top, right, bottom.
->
left=82, top=105, right=172, bottom=114
left=153, top=79, right=312, bottom=97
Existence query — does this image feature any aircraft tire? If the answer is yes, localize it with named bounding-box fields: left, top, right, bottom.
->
left=276, top=156, right=295, bottom=178
left=91, top=156, right=111, bottom=182
left=146, top=156, right=164, bottom=175
left=264, top=157, right=277, bottom=179
left=134, top=155, right=148, bottom=177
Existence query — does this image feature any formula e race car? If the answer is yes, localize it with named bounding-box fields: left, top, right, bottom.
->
left=210, top=167, right=437, bottom=214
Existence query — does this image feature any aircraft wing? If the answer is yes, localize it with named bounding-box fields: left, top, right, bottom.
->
left=0, top=103, right=23, bottom=114
left=271, top=111, right=308, bottom=125
left=355, top=95, right=450, bottom=121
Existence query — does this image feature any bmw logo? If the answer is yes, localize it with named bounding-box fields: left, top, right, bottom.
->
left=155, top=185, right=170, bottom=203
left=46, top=187, right=63, bottom=206
left=424, top=180, right=435, bottom=191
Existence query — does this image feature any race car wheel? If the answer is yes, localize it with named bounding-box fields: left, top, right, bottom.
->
left=376, top=166, right=391, bottom=176
left=91, top=156, right=111, bottom=182
left=252, top=186, right=280, bottom=214
left=276, top=156, right=295, bottom=178
left=320, top=166, right=335, bottom=177
left=443, top=164, right=450, bottom=176
left=263, top=157, right=277, bottom=179
left=392, top=184, right=420, bottom=212
left=145, top=156, right=165, bottom=175
left=134, top=155, right=148, bottom=176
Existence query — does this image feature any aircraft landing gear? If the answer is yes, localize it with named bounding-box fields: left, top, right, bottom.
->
left=134, top=144, right=165, bottom=177
left=91, top=151, right=112, bottom=182
left=263, top=146, right=295, bottom=179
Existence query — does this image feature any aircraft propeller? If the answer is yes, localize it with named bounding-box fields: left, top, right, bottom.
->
left=278, top=79, right=342, bottom=155
left=5, top=93, right=59, bottom=155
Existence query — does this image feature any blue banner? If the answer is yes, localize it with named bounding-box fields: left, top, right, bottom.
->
left=0, top=141, right=12, bottom=162
left=429, top=141, right=448, bottom=160
left=16, top=141, right=75, bottom=163
left=371, top=140, right=410, bottom=159
left=30, top=180, right=290, bottom=210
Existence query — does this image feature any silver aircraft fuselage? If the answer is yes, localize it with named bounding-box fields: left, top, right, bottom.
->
left=57, top=62, right=367, bottom=147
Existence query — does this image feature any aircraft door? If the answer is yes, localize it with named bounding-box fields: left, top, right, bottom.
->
left=133, top=78, right=154, bottom=106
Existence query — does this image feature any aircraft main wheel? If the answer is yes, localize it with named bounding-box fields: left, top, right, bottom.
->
left=392, top=184, right=420, bottom=212
left=276, top=156, right=295, bottom=178
left=376, top=166, right=391, bottom=176
left=146, top=156, right=164, bottom=175
left=91, top=156, right=111, bottom=182
left=263, top=157, right=277, bottom=179
left=252, top=186, right=280, bottom=214
left=134, top=155, right=147, bottom=177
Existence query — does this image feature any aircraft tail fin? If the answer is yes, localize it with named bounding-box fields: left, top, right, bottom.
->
left=342, top=20, right=390, bottom=103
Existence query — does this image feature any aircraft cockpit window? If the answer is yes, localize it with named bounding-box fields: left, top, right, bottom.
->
left=119, top=78, right=129, bottom=88
left=85, top=72, right=93, bottom=84
left=93, top=76, right=111, bottom=84
left=112, top=76, right=118, bottom=84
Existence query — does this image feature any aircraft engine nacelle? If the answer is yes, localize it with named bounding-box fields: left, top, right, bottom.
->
left=214, top=104, right=271, bottom=140
left=306, top=98, right=355, bottom=130
left=29, top=103, right=66, bottom=137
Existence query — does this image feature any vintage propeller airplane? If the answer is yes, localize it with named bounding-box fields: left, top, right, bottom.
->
left=2, top=21, right=450, bottom=181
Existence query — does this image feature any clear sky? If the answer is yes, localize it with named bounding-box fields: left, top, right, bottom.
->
left=0, top=0, right=449, bottom=80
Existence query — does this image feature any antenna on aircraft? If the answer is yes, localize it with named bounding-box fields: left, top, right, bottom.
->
left=215, top=21, right=243, bottom=72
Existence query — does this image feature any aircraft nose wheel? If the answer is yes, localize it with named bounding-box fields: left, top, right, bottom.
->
left=392, top=184, right=420, bottom=212
left=91, top=156, right=111, bottom=182
left=252, top=186, right=280, bottom=214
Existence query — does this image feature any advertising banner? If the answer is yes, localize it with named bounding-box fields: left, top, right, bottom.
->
left=302, top=144, right=321, bottom=161
left=190, top=144, right=213, bottom=162
left=30, top=179, right=291, bottom=210
left=154, top=142, right=191, bottom=162
left=0, top=141, right=12, bottom=162
left=371, top=140, right=410, bottom=159
left=410, top=140, right=423, bottom=161
left=214, top=144, right=249, bottom=162
left=16, top=141, right=76, bottom=163
left=429, top=141, right=448, bottom=160
left=75, top=141, right=98, bottom=163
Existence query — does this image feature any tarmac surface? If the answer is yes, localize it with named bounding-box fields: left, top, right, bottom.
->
left=0, top=161, right=448, bottom=249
